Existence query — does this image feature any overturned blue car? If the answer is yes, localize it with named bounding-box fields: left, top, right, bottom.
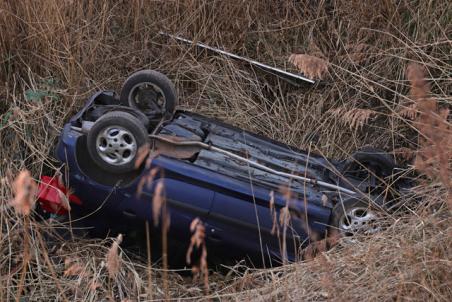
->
left=41, top=70, right=409, bottom=266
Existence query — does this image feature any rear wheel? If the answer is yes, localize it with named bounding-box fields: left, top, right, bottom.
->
left=87, top=111, right=148, bottom=173
left=120, top=70, right=178, bottom=119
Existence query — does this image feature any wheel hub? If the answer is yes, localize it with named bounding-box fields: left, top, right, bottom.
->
left=96, top=126, right=137, bottom=165
left=338, top=206, right=380, bottom=235
left=129, top=82, right=166, bottom=115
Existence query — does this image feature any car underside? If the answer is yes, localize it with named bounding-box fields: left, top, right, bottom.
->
left=38, top=70, right=412, bottom=266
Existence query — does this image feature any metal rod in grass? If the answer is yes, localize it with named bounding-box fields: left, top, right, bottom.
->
left=160, top=32, right=315, bottom=86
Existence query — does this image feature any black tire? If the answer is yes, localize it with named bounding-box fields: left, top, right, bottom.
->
left=87, top=111, right=148, bottom=173
left=346, top=147, right=396, bottom=177
left=330, top=197, right=379, bottom=236
left=340, top=147, right=398, bottom=194
left=120, top=70, right=178, bottom=119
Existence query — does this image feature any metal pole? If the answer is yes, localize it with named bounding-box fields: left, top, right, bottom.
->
left=160, top=32, right=315, bottom=85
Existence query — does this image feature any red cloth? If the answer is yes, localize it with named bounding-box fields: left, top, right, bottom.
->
left=37, top=176, right=82, bottom=215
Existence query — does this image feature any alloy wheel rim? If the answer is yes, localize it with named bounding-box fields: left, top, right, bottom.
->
left=96, top=126, right=137, bottom=165
left=338, top=206, right=380, bottom=235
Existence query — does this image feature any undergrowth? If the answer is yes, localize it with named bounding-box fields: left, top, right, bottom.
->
left=0, top=1, right=451, bottom=301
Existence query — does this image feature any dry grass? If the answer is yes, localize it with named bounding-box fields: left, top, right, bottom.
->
left=186, top=218, right=209, bottom=295
left=0, top=0, right=451, bottom=301
left=288, top=54, right=329, bottom=80
left=106, top=234, right=123, bottom=280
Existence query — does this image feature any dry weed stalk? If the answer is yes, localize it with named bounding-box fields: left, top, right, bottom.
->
left=135, top=160, right=170, bottom=300
left=136, top=167, right=159, bottom=197
left=279, top=201, right=291, bottom=265
left=269, top=191, right=285, bottom=265
left=398, top=103, right=418, bottom=120
left=278, top=185, right=296, bottom=265
left=275, top=184, right=334, bottom=262
left=269, top=191, right=279, bottom=236
left=406, top=63, right=430, bottom=101
left=106, top=233, right=123, bottom=279
left=89, top=279, right=102, bottom=292
left=10, top=170, right=37, bottom=216
left=135, top=151, right=159, bottom=300
left=289, top=54, right=329, bottom=80
left=186, top=217, right=209, bottom=294
left=9, top=170, right=36, bottom=301
left=345, top=43, right=372, bottom=64
left=406, top=63, right=452, bottom=208
left=63, top=258, right=84, bottom=277
left=145, top=220, right=153, bottom=301
left=328, top=107, right=377, bottom=130
left=35, top=229, right=69, bottom=302
left=134, top=143, right=151, bottom=169
left=393, top=147, right=416, bottom=162
left=302, top=229, right=340, bottom=261
left=152, top=180, right=166, bottom=226
left=150, top=179, right=170, bottom=300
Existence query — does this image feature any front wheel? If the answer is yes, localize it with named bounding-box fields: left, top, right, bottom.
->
left=87, top=111, right=148, bottom=173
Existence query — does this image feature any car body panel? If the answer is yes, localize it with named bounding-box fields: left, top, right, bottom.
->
left=53, top=91, right=343, bottom=265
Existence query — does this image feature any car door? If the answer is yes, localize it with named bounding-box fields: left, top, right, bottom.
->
left=119, top=176, right=214, bottom=228
left=205, top=187, right=331, bottom=266
left=204, top=191, right=280, bottom=266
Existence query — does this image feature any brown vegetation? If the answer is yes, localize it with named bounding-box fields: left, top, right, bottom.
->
left=10, top=170, right=37, bottom=216
left=106, top=234, right=123, bottom=280
left=288, top=54, right=329, bottom=80
left=0, top=0, right=451, bottom=301
left=186, top=218, right=209, bottom=294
